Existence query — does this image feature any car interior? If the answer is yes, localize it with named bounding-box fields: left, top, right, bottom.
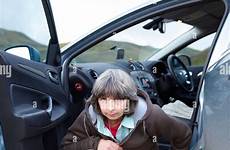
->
left=0, top=0, right=226, bottom=150
left=63, top=0, right=225, bottom=149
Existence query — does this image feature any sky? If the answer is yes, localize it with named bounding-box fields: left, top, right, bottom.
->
left=50, top=0, right=214, bottom=50
left=50, top=0, right=157, bottom=44
left=0, top=0, right=50, bottom=45
left=0, top=0, right=213, bottom=50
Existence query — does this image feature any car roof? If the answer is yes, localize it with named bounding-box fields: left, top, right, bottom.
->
left=159, top=0, right=225, bottom=31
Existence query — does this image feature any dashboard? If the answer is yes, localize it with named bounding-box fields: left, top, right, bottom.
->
left=68, top=59, right=170, bottom=105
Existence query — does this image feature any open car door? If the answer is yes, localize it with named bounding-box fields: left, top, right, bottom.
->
left=0, top=0, right=70, bottom=150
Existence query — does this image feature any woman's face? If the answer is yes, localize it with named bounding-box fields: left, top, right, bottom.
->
left=98, top=96, right=129, bottom=120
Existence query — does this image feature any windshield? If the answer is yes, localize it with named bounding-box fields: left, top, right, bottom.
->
left=50, top=0, right=163, bottom=51
left=0, top=0, right=50, bottom=62
left=71, top=19, right=192, bottom=63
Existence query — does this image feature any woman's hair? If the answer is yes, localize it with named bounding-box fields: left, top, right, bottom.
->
left=88, top=69, right=138, bottom=115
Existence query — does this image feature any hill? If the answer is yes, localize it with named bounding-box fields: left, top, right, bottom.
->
left=177, top=47, right=200, bottom=56
left=73, top=40, right=159, bottom=63
left=0, top=28, right=208, bottom=65
left=177, top=47, right=209, bottom=66
left=0, top=28, right=47, bottom=60
left=190, top=48, right=209, bottom=66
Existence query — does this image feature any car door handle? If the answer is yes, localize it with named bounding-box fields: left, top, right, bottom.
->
left=46, top=96, right=53, bottom=117
left=48, top=70, right=59, bottom=84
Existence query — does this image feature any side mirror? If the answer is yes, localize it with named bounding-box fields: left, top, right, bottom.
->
left=5, top=45, right=41, bottom=62
left=178, top=55, right=191, bottom=66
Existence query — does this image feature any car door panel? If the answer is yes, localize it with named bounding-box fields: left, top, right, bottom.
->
left=0, top=51, right=69, bottom=150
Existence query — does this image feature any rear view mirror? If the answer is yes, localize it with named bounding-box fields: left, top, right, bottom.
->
left=5, top=45, right=41, bottom=62
left=143, top=17, right=166, bottom=33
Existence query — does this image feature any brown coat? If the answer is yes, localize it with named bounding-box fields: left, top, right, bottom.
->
left=60, top=90, right=192, bottom=150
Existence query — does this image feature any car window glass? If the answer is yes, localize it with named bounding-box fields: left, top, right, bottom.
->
left=176, top=33, right=216, bottom=66
left=50, top=0, right=162, bottom=50
left=71, top=19, right=192, bottom=63
left=0, top=0, right=50, bottom=62
left=208, top=14, right=230, bottom=70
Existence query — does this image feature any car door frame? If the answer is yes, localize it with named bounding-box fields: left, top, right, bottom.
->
left=189, top=0, right=230, bottom=149
left=59, top=0, right=229, bottom=149
left=41, top=0, right=61, bottom=66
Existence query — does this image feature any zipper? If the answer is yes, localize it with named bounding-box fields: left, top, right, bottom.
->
left=85, top=113, right=116, bottom=142
left=85, top=112, right=139, bottom=144
left=119, top=120, right=143, bottom=145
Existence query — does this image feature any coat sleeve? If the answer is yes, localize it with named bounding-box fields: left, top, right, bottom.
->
left=146, top=104, right=192, bottom=150
left=60, top=110, right=101, bottom=150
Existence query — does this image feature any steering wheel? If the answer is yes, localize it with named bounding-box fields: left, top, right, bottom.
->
left=167, top=55, right=194, bottom=92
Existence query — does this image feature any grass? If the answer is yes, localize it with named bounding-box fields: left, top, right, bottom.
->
left=72, top=40, right=158, bottom=63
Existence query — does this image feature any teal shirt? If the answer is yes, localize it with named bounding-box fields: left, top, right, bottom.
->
left=96, top=115, right=135, bottom=143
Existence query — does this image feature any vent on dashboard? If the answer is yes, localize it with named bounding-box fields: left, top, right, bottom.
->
left=129, top=64, right=136, bottom=71
left=89, top=69, right=98, bottom=79
left=137, top=62, right=145, bottom=71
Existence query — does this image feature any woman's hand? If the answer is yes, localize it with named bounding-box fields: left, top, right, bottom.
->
left=97, top=139, right=123, bottom=150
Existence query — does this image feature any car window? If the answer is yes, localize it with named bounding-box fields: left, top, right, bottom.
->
left=49, top=0, right=163, bottom=51
left=0, top=0, right=50, bottom=62
left=71, top=19, right=192, bottom=63
left=176, top=33, right=216, bottom=66
left=208, top=14, right=230, bottom=69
